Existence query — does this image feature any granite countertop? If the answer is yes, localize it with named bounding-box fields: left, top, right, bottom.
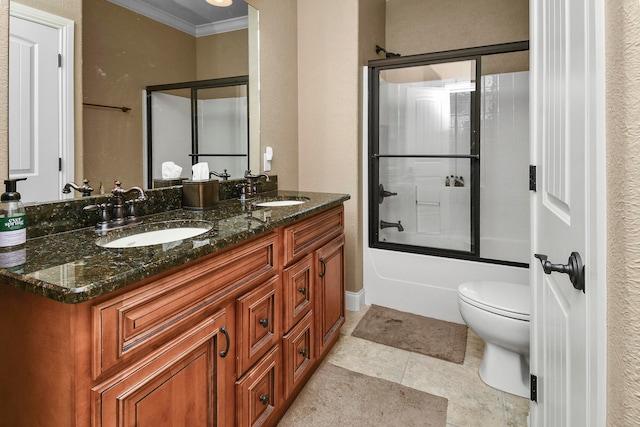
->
left=0, top=191, right=349, bottom=304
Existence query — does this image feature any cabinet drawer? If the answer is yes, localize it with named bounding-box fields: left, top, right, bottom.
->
left=91, top=310, right=230, bottom=427
left=282, top=205, right=343, bottom=265
left=282, top=254, right=313, bottom=332
left=282, top=310, right=313, bottom=400
left=93, top=233, right=277, bottom=378
left=236, top=345, right=281, bottom=427
left=236, top=275, right=281, bottom=376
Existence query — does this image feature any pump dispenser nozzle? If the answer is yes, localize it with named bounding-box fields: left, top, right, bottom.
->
left=2, top=178, right=27, bottom=202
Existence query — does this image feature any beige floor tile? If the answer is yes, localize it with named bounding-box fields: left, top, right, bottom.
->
left=325, top=334, right=410, bottom=383
left=504, top=392, right=530, bottom=426
left=342, top=306, right=370, bottom=336
left=463, top=329, right=485, bottom=368
left=402, top=352, right=506, bottom=427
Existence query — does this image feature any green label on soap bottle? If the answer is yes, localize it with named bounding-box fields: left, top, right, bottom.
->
left=0, top=215, right=26, bottom=231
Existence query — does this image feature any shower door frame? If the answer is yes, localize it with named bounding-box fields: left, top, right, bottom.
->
left=368, top=41, right=530, bottom=266
left=145, top=76, right=250, bottom=188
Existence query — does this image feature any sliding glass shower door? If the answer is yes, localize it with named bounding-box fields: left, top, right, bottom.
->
left=368, top=42, right=530, bottom=266
left=370, top=59, right=480, bottom=256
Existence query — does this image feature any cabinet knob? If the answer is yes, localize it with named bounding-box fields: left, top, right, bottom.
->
left=299, top=348, right=307, bottom=357
left=259, top=394, right=269, bottom=405
left=298, top=287, right=306, bottom=295
left=259, top=318, right=269, bottom=328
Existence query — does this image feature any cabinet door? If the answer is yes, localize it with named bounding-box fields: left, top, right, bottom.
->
left=282, top=253, right=313, bottom=332
left=92, top=310, right=233, bottom=427
left=315, top=234, right=345, bottom=357
left=236, top=345, right=281, bottom=427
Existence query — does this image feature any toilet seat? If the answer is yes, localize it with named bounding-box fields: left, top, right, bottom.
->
left=458, top=281, right=530, bottom=321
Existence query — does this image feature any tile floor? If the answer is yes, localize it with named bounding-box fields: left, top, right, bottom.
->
left=325, top=306, right=530, bottom=427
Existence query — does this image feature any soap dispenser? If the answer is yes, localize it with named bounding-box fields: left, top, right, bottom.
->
left=0, top=178, right=27, bottom=248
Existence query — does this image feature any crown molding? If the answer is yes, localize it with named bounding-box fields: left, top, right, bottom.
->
left=106, top=0, right=247, bottom=37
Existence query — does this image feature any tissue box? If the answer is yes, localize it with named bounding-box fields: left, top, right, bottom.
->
left=153, top=178, right=187, bottom=188
left=182, top=179, right=219, bottom=210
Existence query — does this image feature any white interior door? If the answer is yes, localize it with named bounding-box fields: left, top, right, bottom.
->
left=9, top=16, right=60, bottom=203
left=530, top=0, right=605, bottom=425
left=8, top=5, right=74, bottom=203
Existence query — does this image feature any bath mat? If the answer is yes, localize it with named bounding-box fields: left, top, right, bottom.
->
left=352, top=305, right=468, bottom=364
left=277, top=362, right=448, bottom=427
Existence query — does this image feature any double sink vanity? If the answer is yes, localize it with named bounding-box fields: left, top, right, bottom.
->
left=0, top=181, right=349, bottom=427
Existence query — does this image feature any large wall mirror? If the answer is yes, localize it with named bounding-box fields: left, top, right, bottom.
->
left=8, top=0, right=260, bottom=203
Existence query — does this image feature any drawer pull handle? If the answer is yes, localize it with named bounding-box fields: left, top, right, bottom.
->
left=319, top=258, right=326, bottom=277
left=298, top=287, right=307, bottom=295
left=259, top=318, right=269, bottom=328
left=299, top=348, right=307, bottom=357
left=220, top=326, right=230, bottom=358
left=259, top=394, right=269, bottom=405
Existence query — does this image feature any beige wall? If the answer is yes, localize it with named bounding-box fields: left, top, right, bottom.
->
left=247, top=0, right=299, bottom=190
left=606, top=2, right=640, bottom=425
left=298, top=0, right=360, bottom=294
left=386, top=0, right=529, bottom=55
left=83, top=0, right=196, bottom=189
left=197, top=29, right=248, bottom=79
left=297, top=0, right=385, bottom=295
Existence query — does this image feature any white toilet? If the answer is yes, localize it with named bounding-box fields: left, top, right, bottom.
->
left=457, top=281, right=530, bottom=398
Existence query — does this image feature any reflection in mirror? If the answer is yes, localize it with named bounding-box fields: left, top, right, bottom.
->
left=146, top=76, right=249, bottom=188
left=7, top=0, right=259, bottom=203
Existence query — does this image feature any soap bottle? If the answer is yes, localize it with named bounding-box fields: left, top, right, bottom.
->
left=0, top=178, right=27, bottom=248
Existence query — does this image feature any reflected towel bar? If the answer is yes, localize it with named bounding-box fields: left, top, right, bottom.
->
left=83, top=102, right=131, bottom=112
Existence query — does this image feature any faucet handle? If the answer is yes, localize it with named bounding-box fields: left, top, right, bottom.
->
left=79, top=179, right=94, bottom=196
left=84, top=203, right=111, bottom=229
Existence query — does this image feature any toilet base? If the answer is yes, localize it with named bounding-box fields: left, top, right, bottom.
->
left=478, top=342, right=529, bottom=398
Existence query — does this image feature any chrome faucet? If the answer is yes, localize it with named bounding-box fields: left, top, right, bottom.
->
left=243, top=170, right=270, bottom=199
left=380, top=220, right=404, bottom=232
left=84, top=180, right=147, bottom=231
left=62, top=179, right=94, bottom=197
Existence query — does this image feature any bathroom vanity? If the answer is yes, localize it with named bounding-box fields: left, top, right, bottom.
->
left=0, top=190, right=349, bottom=426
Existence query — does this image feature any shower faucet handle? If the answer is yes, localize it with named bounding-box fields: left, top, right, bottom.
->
left=378, top=184, right=398, bottom=204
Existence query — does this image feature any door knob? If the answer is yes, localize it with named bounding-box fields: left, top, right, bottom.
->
left=534, top=252, right=585, bottom=293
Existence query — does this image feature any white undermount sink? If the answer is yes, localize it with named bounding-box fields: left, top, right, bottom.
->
left=255, top=196, right=309, bottom=207
left=97, top=221, right=213, bottom=248
left=255, top=200, right=306, bottom=207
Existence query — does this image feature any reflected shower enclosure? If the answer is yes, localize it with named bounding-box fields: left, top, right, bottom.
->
left=369, top=44, right=530, bottom=265
left=145, top=76, right=249, bottom=188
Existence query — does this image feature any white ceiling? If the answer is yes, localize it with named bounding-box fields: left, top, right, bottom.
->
left=106, top=0, right=249, bottom=37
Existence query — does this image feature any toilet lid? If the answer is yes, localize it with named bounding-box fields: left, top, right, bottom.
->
left=458, top=281, right=530, bottom=320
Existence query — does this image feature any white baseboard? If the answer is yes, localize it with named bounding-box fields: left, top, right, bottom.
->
left=346, top=289, right=365, bottom=312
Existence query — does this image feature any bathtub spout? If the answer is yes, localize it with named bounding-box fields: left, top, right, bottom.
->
left=380, top=220, right=404, bottom=232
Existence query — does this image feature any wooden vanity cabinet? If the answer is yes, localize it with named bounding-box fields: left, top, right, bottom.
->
left=0, top=204, right=346, bottom=427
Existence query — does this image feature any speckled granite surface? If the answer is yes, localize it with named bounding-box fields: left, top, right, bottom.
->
left=0, top=189, right=348, bottom=304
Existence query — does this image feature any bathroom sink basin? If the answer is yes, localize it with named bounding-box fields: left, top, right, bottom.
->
left=97, top=220, right=213, bottom=248
left=256, top=200, right=306, bottom=207
left=255, top=196, right=309, bottom=207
